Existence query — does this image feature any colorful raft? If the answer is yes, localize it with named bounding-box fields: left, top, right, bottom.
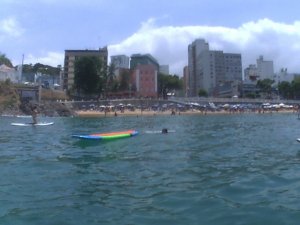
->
left=72, top=130, right=138, bottom=140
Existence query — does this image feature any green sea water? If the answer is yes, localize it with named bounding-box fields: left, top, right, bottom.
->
left=1, top=113, right=300, bottom=224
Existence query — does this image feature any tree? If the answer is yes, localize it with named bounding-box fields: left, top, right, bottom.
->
left=292, top=77, right=300, bottom=99
left=107, top=62, right=116, bottom=87
left=0, top=53, right=13, bottom=67
left=74, top=56, right=101, bottom=95
left=278, top=81, right=292, bottom=99
left=97, top=62, right=116, bottom=98
left=119, top=70, right=130, bottom=91
left=198, top=89, right=208, bottom=97
left=158, top=73, right=183, bottom=98
left=33, top=63, right=60, bottom=75
left=256, top=79, right=274, bottom=96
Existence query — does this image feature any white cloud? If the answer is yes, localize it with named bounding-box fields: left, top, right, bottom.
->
left=24, top=52, right=64, bottom=67
left=109, top=18, right=300, bottom=75
left=0, top=17, right=24, bottom=39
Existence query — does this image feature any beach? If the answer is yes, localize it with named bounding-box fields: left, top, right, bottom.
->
left=75, top=108, right=297, bottom=117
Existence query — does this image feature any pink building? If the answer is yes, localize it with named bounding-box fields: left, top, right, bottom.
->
left=132, top=64, right=157, bottom=98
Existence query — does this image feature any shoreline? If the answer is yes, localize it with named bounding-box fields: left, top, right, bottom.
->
left=1, top=107, right=297, bottom=118
left=74, top=109, right=297, bottom=117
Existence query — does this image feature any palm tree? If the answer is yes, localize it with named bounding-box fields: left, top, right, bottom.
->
left=107, top=62, right=116, bottom=90
left=97, top=62, right=116, bottom=99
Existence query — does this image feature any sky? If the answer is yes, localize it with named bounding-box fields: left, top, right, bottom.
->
left=1, top=0, right=300, bottom=76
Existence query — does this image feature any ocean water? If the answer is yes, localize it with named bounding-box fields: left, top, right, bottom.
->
left=1, top=113, right=300, bottom=224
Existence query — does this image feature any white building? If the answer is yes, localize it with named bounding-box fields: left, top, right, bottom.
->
left=274, top=68, right=295, bottom=84
left=188, top=38, right=242, bottom=97
left=0, top=64, right=20, bottom=83
left=188, top=39, right=209, bottom=96
left=256, top=55, right=274, bottom=80
left=244, top=55, right=275, bottom=83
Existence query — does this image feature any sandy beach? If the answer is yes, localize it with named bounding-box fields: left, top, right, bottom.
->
left=75, top=108, right=297, bottom=117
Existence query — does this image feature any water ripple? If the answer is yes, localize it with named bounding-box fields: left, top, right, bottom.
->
left=1, top=114, right=300, bottom=224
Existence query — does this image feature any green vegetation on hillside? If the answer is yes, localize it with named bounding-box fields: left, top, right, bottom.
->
left=22, top=63, right=61, bottom=75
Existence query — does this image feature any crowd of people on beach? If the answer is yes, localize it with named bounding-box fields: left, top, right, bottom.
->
left=74, top=101, right=299, bottom=117
left=4, top=100, right=298, bottom=121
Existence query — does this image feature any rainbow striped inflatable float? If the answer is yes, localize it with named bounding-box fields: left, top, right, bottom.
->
left=72, top=130, right=138, bottom=140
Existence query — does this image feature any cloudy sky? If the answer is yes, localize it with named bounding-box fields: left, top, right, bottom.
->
left=1, top=0, right=300, bottom=76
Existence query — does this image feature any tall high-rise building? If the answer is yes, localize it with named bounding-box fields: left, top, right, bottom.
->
left=188, top=39, right=209, bottom=96
left=63, top=47, right=108, bottom=90
left=224, top=53, right=243, bottom=82
left=188, top=39, right=242, bottom=97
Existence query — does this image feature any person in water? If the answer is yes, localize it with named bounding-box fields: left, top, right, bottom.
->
left=162, top=128, right=168, bottom=134
left=31, top=106, right=38, bottom=124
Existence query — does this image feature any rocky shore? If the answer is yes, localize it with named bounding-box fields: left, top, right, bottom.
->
left=1, top=101, right=75, bottom=117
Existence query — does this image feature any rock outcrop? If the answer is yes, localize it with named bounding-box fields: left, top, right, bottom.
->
left=19, top=101, right=74, bottom=117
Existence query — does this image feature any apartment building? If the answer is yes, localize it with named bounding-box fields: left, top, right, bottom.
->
left=188, top=39, right=209, bottom=96
left=188, top=38, right=242, bottom=97
left=110, top=55, right=130, bottom=69
left=63, top=47, right=108, bottom=90
left=256, top=55, right=274, bottom=80
left=130, top=54, right=159, bottom=71
left=132, top=64, right=158, bottom=98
